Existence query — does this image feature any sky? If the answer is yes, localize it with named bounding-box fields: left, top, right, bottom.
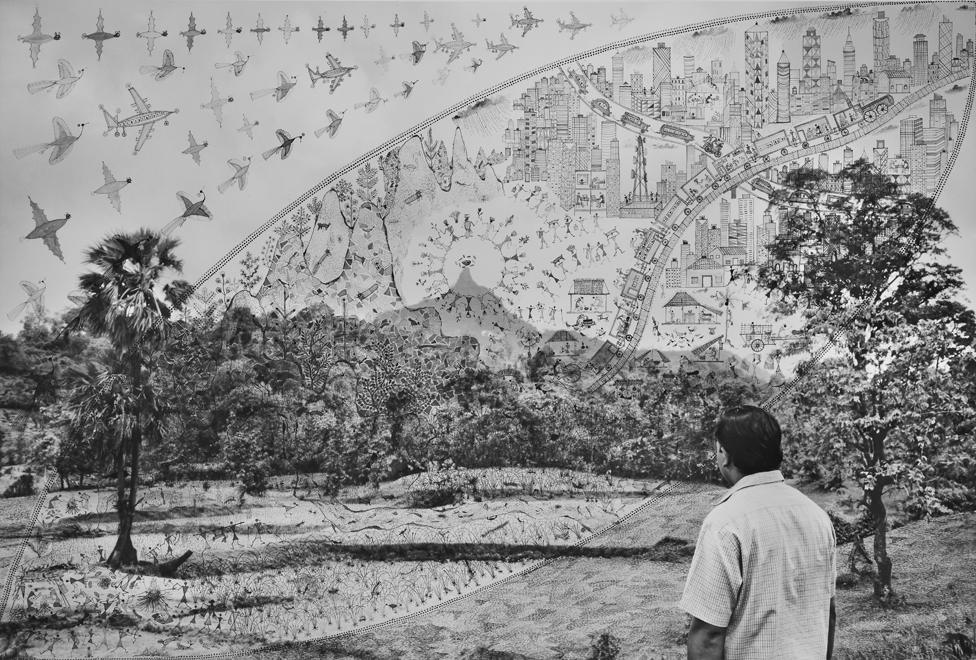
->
left=1, top=0, right=974, bottom=337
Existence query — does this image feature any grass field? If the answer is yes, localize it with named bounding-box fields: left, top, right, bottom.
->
left=1, top=469, right=973, bottom=659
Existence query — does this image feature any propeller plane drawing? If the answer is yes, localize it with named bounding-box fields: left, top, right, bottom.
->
left=355, top=87, right=388, bottom=113
left=92, top=162, right=132, bottom=213
left=251, top=14, right=270, bottom=44
left=314, top=109, right=345, bottom=138
left=18, top=9, right=60, bottom=68
left=435, top=24, right=475, bottom=64
left=279, top=15, right=299, bottom=44
left=218, top=12, right=243, bottom=48
left=27, top=59, right=84, bottom=98
left=100, top=84, right=178, bottom=155
left=306, top=54, right=357, bottom=93
left=557, top=12, right=591, bottom=39
left=510, top=7, right=543, bottom=37
left=312, top=16, right=330, bottom=42
left=215, top=51, right=249, bottom=77
left=162, top=190, right=212, bottom=236
left=137, top=11, right=167, bottom=55
left=238, top=115, right=259, bottom=140
left=337, top=16, right=353, bottom=41
left=218, top=157, right=252, bottom=193
left=8, top=280, right=46, bottom=322
left=486, top=33, right=517, bottom=59
left=24, top=198, right=70, bottom=262
left=13, top=117, right=85, bottom=165
left=251, top=71, right=297, bottom=102
left=182, top=131, right=209, bottom=165
left=180, top=12, right=206, bottom=52
left=82, top=10, right=120, bottom=61
left=262, top=129, right=304, bottom=161
left=139, top=49, right=184, bottom=81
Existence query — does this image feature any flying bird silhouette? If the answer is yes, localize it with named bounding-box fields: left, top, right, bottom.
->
left=13, top=118, right=85, bottom=165
left=24, top=198, right=70, bottom=262
left=238, top=115, right=259, bottom=139
left=161, top=190, right=212, bottom=236
left=202, top=78, right=233, bottom=126
left=27, top=59, right=84, bottom=98
left=137, top=11, right=167, bottom=55
left=139, top=49, right=184, bottom=81
left=250, top=71, right=297, bottom=102
left=182, top=131, right=209, bottom=165
left=262, top=129, right=304, bottom=161
left=314, top=109, right=345, bottom=138
left=18, top=9, right=60, bottom=68
left=218, top=157, right=252, bottom=193
left=8, top=280, right=46, bottom=321
left=82, top=10, right=120, bottom=61
left=92, top=162, right=132, bottom=213
left=215, top=51, right=249, bottom=77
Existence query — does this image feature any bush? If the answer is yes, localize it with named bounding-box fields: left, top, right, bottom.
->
left=588, top=632, right=622, bottom=660
left=222, top=431, right=272, bottom=496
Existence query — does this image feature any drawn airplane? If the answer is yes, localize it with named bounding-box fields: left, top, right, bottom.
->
left=92, top=162, right=131, bottom=213
left=250, top=71, right=297, bottom=102
left=251, top=14, right=271, bottom=44
left=471, top=13, right=487, bottom=28
left=435, top=24, right=475, bottom=64
left=306, top=55, right=357, bottom=93
left=25, top=198, right=70, bottom=262
left=201, top=79, right=233, bottom=126
left=262, top=129, right=304, bottom=161
left=28, top=59, right=84, bottom=98
left=215, top=51, right=249, bottom=77
left=312, top=16, right=330, bottom=42
left=362, top=16, right=376, bottom=38
left=162, top=191, right=212, bottom=236
left=610, top=9, right=635, bottom=29
left=13, top=117, right=85, bottom=165
left=337, top=16, right=353, bottom=40
left=18, top=9, right=60, bottom=68
left=355, top=87, right=388, bottom=113
left=83, top=10, right=120, bottom=61
left=139, top=49, right=183, bottom=81
left=467, top=58, right=483, bottom=73
left=390, top=13, right=405, bottom=37
left=137, top=11, right=167, bottom=55
left=279, top=15, right=299, bottom=44
left=100, top=85, right=178, bottom=155
left=182, top=131, right=208, bottom=165
left=8, top=280, right=46, bottom=322
left=557, top=12, right=591, bottom=39
left=238, top=115, right=259, bottom=140
left=180, top=12, right=206, bottom=52
left=217, top=12, right=242, bottom=48
left=409, top=41, right=427, bottom=65
left=421, top=11, right=435, bottom=32
left=510, top=7, right=543, bottom=37
left=396, top=80, right=418, bottom=99
left=314, top=109, right=345, bottom=138
left=486, top=34, right=518, bottom=59
left=218, top=157, right=251, bottom=194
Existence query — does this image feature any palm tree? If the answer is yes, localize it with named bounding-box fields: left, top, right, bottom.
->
left=68, top=229, right=193, bottom=569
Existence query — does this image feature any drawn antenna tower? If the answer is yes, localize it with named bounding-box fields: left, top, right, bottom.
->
left=631, top=134, right=650, bottom=200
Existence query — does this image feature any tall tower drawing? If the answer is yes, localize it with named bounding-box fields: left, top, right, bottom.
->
left=776, top=50, right=791, bottom=123
left=652, top=42, right=672, bottom=90
left=938, top=16, right=953, bottom=77
left=607, top=138, right=621, bottom=216
left=631, top=134, right=650, bottom=200
left=873, top=11, right=890, bottom=71
left=802, top=28, right=822, bottom=110
left=745, top=23, right=769, bottom=129
left=611, top=51, right=624, bottom=100
left=913, top=34, right=930, bottom=87
left=843, top=29, right=856, bottom=90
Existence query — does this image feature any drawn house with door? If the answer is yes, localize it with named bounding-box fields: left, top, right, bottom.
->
left=568, top=279, right=609, bottom=314
left=662, top=291, right=723, bottom=324
left=546, top=329, right=583, bottom=356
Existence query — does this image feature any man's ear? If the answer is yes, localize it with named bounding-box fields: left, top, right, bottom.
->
left=716, top=441, right=733, bottom=470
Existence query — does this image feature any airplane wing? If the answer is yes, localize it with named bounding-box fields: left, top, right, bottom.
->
left=101, top=161, right=116, bottom=185
left=501, top=34, right=509, bottom=44
left=326, top=53, right=339, bottom=69
left=570, top=11, right=578, bottom=23
left=96, top=11, right=105, bottom=33
left=447, top=48, right=461, bottom=64
left=133, top=123, right=154, bottom=154
left=43, top=231, right=64, bottom=262
left=128, top=85, right=151, bottom=114
left=29, top=197, right=47, bottom=228
left=329, top=77, right=342, bottom=93
left=523, top=7, right=533, bottom=19
left=451, top=24, right=462, bottom=41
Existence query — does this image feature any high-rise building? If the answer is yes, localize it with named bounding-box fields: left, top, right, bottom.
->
left=900, top=115, right=923, bottom=156
left=611, top=51, right=624, bottom=90
left=873, top=139, right=889, bottom=172
left=652, top=42, right=672, bottom=90
left=938, top=16, right=953, bottom=77
left=958, top=33, right=965, bottom=56
left=745, top=24, right=769, bottom=129
left=600, top=120, right=617, bottom=159
left=843, top=29, right=856, bottom=90
left=736, top=194, right=754, bottom=249
left=873, top=12, right=891, bottom=72
left=802, top=28, right=822, bottom=111
left=843, top=146, right=854, bottom=168
left=711, top=59, right=723, bottom=80
left=630, top=72, right=644, bottom=94
left=606, top=138, right=620, bottom=217
left=683, top=55, right=695, bottom=78
left=930, top=93, right=948, bottom=130
left=776, top=50, right=791, bottom=123
left=913, top=34, right=929, bottom=87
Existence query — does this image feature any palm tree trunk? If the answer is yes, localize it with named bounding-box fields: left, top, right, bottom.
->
left=107, top=432, right=138, bottom=568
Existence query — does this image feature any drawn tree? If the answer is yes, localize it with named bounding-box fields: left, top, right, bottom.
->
left=334, top=179, right=357, bottom=227
left=356, top=162, right=381, bottom=210
left=756, top=161, right=976, bottom=604
left=377, top=150, right=401, bottom=218
left=238, top=251, right=262, bottom=293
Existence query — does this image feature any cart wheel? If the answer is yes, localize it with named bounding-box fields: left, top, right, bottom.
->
left=750, top=338, right=765, bottom=353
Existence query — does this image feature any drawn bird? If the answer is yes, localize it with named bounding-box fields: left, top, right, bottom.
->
left=182, top=131, right=208, bottom=165
left=355, top=87, right=388, bottom=113
left=18, top=8, right=60, bottom=68
left=201, top=79, right=233, bottom=126
left=215, top=51, right=249, bottom=77
left=8, top=280, right=46, bottom=321
left=251, top=13, right=271, bottom=44
left=28, top=59, right=84, bottom=98
left=161, top=190, right=212, bottom=236
left=82, top=10, right=120, bottom=61
left=396, top=80, right=418, bottom=100
left=217, top=12, right=242, bottom=48
left=13, top=118, right=85, bottom=165
left=218, top=157, right=252, bottom=194
left=180, top=12, right=206, bottom=52
left=250, top=71, right=297, bottom=102
left=139, top=49, right=184, bottom=81
left=22, top=198, right=69, bottom=262
left=238, top=115, right=259, bottom=140
left=314, top=109, right=345, bottom=139
left=92, top=162, right=131, bottom=213
left=136, top=11, right=167, bottom=55
left=467, top=58, right=483, bottom=74
left=262, top=129, right=304, bottom=161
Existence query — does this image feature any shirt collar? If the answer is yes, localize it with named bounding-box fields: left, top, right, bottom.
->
left=713, top=470, right=785, bottom=506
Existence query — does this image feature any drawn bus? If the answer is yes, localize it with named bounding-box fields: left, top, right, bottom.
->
left=621, top=269, right=647, bottom=300
left=659, top=123, right=694, bottom=143
left=859, top=94, right=894, bottom=122
left=590, top=98, right=612, bottom=117
left=620, top=111, right=650, bottom=133
left=750, top=177, right=775, bottom=196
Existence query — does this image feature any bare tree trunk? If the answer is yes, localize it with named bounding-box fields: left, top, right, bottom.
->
left=868, top=483, right=894, bottom=604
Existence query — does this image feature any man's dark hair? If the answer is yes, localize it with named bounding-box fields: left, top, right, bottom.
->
left=714, top=405, right=783, bottom=475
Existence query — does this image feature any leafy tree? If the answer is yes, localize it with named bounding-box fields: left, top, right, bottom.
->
left=66, top=229, right=193, bottom=570
left=756, top=161, right=976, bottom=603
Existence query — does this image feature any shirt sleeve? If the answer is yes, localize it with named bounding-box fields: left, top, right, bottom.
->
left=827, top=516, right=837, bottom=598
left=679, top=517, right=743, bottom=628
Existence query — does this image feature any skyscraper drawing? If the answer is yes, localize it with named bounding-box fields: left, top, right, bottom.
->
left=938, top=16, right=953, bottom=77
left=745, top=24, right=769, bottom=129
left=652, top=42, right=672, bottom=90
left=776, top=50, right=791, bottom=123
left=873, top=11, right=891, bottom=72
left=913, top=34, right=930, bottom=87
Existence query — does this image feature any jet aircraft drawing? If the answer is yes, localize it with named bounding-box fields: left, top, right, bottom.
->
left=435, top=24, right=475, bottom=64
left=557, top=12, right=591, bottom=39
left=486, top=34, right=517, bottom=59
left=510, top=7, right=543, bottom=37
left=306, top=55, right=357, bottom=93
left=100, top=84, right=178, bottom=155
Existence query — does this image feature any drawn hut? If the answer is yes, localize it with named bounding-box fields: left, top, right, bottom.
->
left=568, top=278, right=608, bottom=313
left=662, top=291, right=722, bottom=324
left=545, top=329, right=583, bottom=356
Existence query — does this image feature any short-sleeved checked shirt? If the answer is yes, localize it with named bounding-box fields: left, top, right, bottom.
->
left=680, top=470, right=836, bottom=660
